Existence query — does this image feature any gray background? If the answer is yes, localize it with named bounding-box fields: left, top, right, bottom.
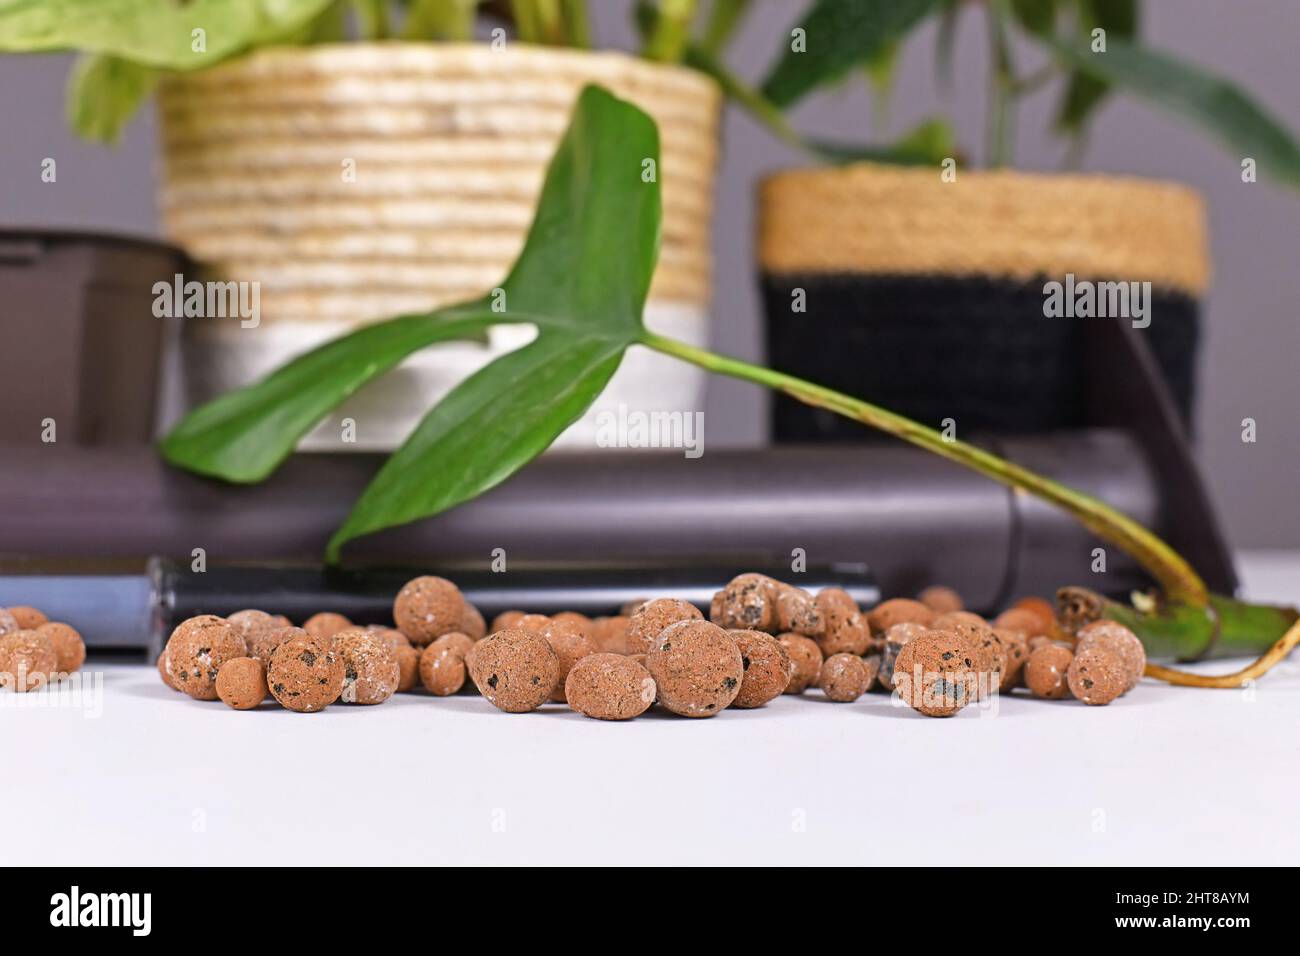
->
left=1, top=0, right=1296, bottom=548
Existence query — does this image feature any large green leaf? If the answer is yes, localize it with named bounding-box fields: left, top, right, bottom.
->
left=161, top=85, right=661, bottom=558
left=1049, top=36, right=1300, bottom=188
left=0, top=0, right=333, bottom=69
left=65, top=53, right=158, bottom=144
left=1053, top=0, right=1137, bottom=133
left=760, top=0, right=944, bottom=108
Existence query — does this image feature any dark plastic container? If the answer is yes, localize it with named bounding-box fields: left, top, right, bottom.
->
left=0, top=231, right=186, bottom=446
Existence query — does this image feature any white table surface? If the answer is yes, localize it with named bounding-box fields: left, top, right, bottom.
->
left=5, top=551, right=1298, bottom=867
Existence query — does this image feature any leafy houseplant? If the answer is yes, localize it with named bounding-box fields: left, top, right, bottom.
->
left=159, top=86, right=1299, bottom=688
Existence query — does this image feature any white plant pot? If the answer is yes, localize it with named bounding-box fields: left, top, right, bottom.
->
left=157, top=43, right=721, bottom=451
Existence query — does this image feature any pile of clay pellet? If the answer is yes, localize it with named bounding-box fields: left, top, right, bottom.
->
left=0, top=606, right=88, bottom=691
left=148, top=571, right=1144, bottom=719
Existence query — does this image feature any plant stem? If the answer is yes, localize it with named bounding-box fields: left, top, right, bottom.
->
left=645, top=0, right=698, bottom=63
left=985, top=0, right=1015, bottom=166
left=562, top=0, right=591, bottom=48
left=1142, top=616, right=1300, bottom=687
left=640, top=332, right=1208, bottom=606
left=355, top=0, right=390, bottom=40
left=700, top=0, right=750, bottom=57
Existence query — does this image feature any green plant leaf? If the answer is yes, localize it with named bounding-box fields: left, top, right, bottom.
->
left=760, top=0, right=944, bottom=107
left=809, top=117, right=956, bottom=166
left=160, top=307, right=499, bottom=483
left=65, top=53, right=158, bottom=144
left=1008, top=0, right=1057, bottom=35
left=1053, top=0, right=1137, bottom=133
left=324, top=83, right=661, bottom=557
left=0, top=0, right=334, bottom=69
left=1048, top=36, right=1300, bottom=188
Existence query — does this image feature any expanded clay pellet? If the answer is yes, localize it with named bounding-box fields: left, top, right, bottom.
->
left=867, top=598, right=935, bottom=636
left=246, top=624, right=294, bottom=666
left=1067, top=645, right=1127, bottom=705
left=993, top=607, right=1048, bottom=638
left=167, top=615, right=247, bottom=701
left=303, top=612, right=353, bottom=643
left=878, top=622, right=928, bottom=692
left=778, top=633, right=823, bottom=694
left=267, top=629, right=345, bottom=713
left=729, top=630, right=793, bottom=709
left=0, top=608, right=18, bottom=636
left=1012, top=596, right=1057, bottom=635
left=775, top=585, right=823, bottom=636
left=514, top=613, right=552, bottom=634
left=989, top=628, right=1029, bottom=691
left=334, top=627, right=400, bottom=705
left=893, top=629, right=979, bottom=718
left=814, top=587, right=870, bottom=656
left=0, top=629, right=57, bottom=692
left=37, top=622, right=85, bottom=675
left=395, top=645, right=421, bottom=692
left=228, top=609, right=275, bottom=636
left=1025, top=645, right=1074, bottom=700
left=460, top=603, right=487, bottom=641
left=491, top=610, right=526, bottom=633
left=538, top=618, right=597, bottom=703
left=216, top=657, right=268, bottom=710
left=565, top=653, right=656, bottom=721
left=645, top=619, right=743, bottom=717
left=819, top=653, right=872, bottom=702
left=469, top=628, right=559, bottom=713
left=393, top=576, right=466, bottom=646
left=625, top=598, right=703, bottom=656
left=7, top=606, right=48, bottom=630
left=1075, top=620, right=1146, bottom=691
left=158, top=648, right=180, bottom=692
left=917, top=586, right=963, bottom=615
left=711, top=573, right=780, bottom=632
left=419, top=637, right=469, bottom=696
left=590, top=615, right=630, bottom=654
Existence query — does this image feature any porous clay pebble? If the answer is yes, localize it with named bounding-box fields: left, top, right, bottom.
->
left=729, top=629, right=793, bottom=708
left=814, top=587, right=870, bottom=656
left=867, top=598, right=934, bottom=636
left=711, top=573, right=780, bottom=632
left=539, top=618, right=597, bottom=702
left=468, top=628, right=560, bottom=713
left=778, top=633, right=823, bottom=694
left=564, top=653, right=656, bottom=721
left=625, top=598, right=702, bottom=656
left=334, top=627, right=400, bottom=705
left=590, top=615, right=630, bottom=654
left=168, top=615, right=247, bottom=701
left=1075, top=620, right=1146, bottom=691
left=1012, top=596, right=1057, bottom=634
left=917, top=586, right=963, bottom=614
left=819, top=653, right=871, bottom=702
left=993, top=607, right=1047, bottom=637
left=892, top=629, right=978, bottom=718
left=645, top=619, right=743, bottom=717
left=395, top=645, right=421, bottom=692
left=393, top=576, right=465, bottom=645
left=878, top=622, right=929, bottom=692
left=1067, top=645, right=1127, bottom=705
left=38, top=621, right=85, bottom=674
left=267, top=630, right=345, bottom=713
left=303, top=611, right=353, bottom=643
left=216, top=657, right=268, bottom=710
left=419, top=632, right=473, bottom=696
left=0, top=629, right=57, bottom=692
left=460, top=603, right=487, bottom=641
left=0, top=608, right=17, bottom=636
left=7, top=606, right=48, bottom=630
left=490, top=610, right=526, bottom=633
left=775, top=584, right=823, bottom=636
left=1025, top=644, right=1074, bottom=700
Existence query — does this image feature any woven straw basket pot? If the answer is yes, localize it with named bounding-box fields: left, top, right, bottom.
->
left=758, top=164, right=1211, bottom=440
left=157, top=43, right=721, bottom=450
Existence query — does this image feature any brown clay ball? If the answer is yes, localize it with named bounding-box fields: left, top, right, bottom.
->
left=892, top=629, right=979, bottom=718
left=1075, top=620, right=1146, bottom=691
left=168, top=615, right=247, bottom=701
left=458, top=602, right=487, bottom=641
left=246, top=624, right=295, bottom=666
left=729, top=630, right=793, bottom=708
left=775, top=584, right=823, bottom=636
left=366, top=625, right=411, bottom=654
left=814, top=587, right=870, bottom=656
left=625, top=598, right=703, bottom=656
left=778, top=633, right=824, bottom=694
left=538, top=618, right=597, bottom=703
left=993, top=607, right=1048, bottom=638
left=645, top=619, right=743, bottom=718
left=514, top=613, right=552, bottom=634
left=0, top=629, right=58, bottom=692
left=0, top=608, right=17, bottom=636
left=468, top=629, right=560, bottom=713
left=932, top=610, right=991, bottom=631
left=862, top=654, right=882, bottom=689
left=1067, top=645, right=1127, bottom=705
left=989, top=628, right=1029, bottom=691
left=1025, top=645, right=1074, bottom=700
left=395, top=645, right=421, bottom=692
left=590, top=615, right=630, bottom=654
left=711, top=573, right=780, bottom=632
left=819, top=653, right=872, bottom=702
left=565, top=653, right=657, bottom=721
left=227, top=608, right=275, bottom=635
left=7, top=606, right=48, bottom=630
left=267, top=630, right=345, bottom=713
left=37, top=622, right=86, bottom=674
left=393, top=576, right=465, bottom=646
left=1012, top=596, right=1058, bottom=635
left=868, top=598, right=935, bottom=636
left=419, top=632, right=474, bottom=696
left=917, top=586, right=963, bottom=615
left=334, top=627, right=400, bottom=705
left=302, top=612, right=353, bottom=643
left=215, top=657, right=268, bottom=710
left=878, top=622, right=929, bottom=692
left=552, top=611, right=592, bottom=631
left=490, top=610, right=526, bottom=633
left=157, top=648, right=180, bottom=692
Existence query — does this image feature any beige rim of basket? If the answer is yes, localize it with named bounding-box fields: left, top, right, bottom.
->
left=157, top=43, right=721, bottom=316
left=759, top=164, right=1211, bottom=295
